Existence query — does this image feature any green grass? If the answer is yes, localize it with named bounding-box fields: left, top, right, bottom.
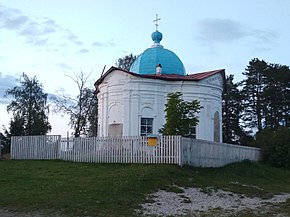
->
left=1, top=160, right=290, bottom=216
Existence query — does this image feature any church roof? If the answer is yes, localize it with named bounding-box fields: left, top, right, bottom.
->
left=129, top=30, right=186, bottom=76
left=95, top=66, right=225, bottom=86
left=133, top=69, right=225, bottom=81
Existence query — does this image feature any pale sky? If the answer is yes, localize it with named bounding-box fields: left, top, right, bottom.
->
left=1, top=0, right=290, bottom=136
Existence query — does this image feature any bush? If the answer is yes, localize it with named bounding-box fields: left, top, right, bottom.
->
left=0, top=135, right=10, bottom=155
left=253, top=127, right=290, bottom=168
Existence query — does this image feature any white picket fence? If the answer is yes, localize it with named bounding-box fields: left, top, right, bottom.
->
left=11, top=135, right=182, bottom=165
left=11, top=135, right=60, bottom=160
left=10, top=135, right=261, bottom=167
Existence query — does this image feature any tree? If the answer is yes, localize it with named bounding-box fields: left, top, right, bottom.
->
left=241, top=58, right=290, bottom=135
left=0, top=132, right=9, bottom=154
left=81, top=87, right=98, bottom=137
left=5, top=73, right=51, bottom=136
left=241, top=58, right=268, bottom=133
left=253, top=127, right=290, bottom=168
left=115, top=53, right=137, bottom=71
left=159, top=92, right=202, bottom=136
left=52, top=71, right=98, bottom=137
left=222, top=74, right=252, bottom=144
left=263, top=63, right=290, bottom=128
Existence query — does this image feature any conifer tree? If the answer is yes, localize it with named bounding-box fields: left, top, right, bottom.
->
left=241, top=58, right=268, bottom=133
left=241, top=58, right=290, bottom=134
left=263, top=64, right=290, bottom=128
left=222, top=74, right=251, bottom=144
left=115, top=53, right=137, bottom=71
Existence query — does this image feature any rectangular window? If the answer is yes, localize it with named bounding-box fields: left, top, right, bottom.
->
left=140, top=118, right=153, bottom=136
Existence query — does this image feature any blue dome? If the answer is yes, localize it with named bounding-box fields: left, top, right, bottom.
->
left=130, top=31, right=186, bottom=76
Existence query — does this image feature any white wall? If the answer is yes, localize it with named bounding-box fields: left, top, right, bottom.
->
left=97, top=69, right=224, bottom=142
left=181, top=138, right=260, bottom=167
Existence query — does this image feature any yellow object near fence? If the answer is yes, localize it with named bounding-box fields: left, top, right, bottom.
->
left=147, top=135, right=159, bottom=146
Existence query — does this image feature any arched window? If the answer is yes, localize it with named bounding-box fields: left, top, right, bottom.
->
left=214, top=111, right=220, bottom=142
left=140, top=106, right=154, bottom=136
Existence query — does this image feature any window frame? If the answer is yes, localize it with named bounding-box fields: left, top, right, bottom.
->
left=140, top=117, right=154, bottom=136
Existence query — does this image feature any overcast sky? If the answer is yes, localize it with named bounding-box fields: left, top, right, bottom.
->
left=1, top=0, right=290, bottom=136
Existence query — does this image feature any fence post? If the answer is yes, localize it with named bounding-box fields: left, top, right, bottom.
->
left=178, top=136, right=183, bottom=167
left=57, top=135, right=61, bottom=160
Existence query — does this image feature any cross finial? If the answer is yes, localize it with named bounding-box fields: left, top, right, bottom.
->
left=153, top=14, right=161, bottom=31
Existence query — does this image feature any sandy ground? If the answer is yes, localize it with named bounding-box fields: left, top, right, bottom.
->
left=139, top=186, right=290, bottom=216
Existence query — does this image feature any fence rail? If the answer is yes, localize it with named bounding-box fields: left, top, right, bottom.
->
left=10, top=135, right=260, bottom=167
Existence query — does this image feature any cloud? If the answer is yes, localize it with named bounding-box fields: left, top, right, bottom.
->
left=0, top=73, right=17, bottom=91
left=77, top=49, right=89, bottom=54
left=0, top=5, right=83, bottom=48
left=0, top=72, right=60, bottom=105
left=251, top=29, right=276, bottom=44
left=55, top=63, right=73, bottom=71
left=0, top=73, right=18, bottom=104
left=19, top=19, right=56, bottom=36
left=0, top=7, right=28, bottom=30
left=197, top=19, right=246, bottom=43
left=66, top=32, right=83, bottom=46
left=196, top=18, right=277, bottom=50
left=92, top=41, right=106, bottom=47
left=91, top=40, right=116, bottom=47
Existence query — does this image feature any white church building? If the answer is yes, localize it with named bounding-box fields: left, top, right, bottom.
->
left=95, top=28, right=225, bottom=142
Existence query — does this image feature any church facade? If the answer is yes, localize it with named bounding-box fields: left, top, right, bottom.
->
left=95, top=29, right=225, bottom=142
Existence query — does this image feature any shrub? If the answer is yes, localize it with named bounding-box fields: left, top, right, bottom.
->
left=254, top=127, right=290, bottom=168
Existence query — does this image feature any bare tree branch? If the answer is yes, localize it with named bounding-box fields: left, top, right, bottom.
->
left=51, top=71, right=97, bottom=137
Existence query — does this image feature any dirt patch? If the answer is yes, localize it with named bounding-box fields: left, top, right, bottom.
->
left=139, top=187, right=290, bottom=216
left=1, top=153, right=10, bottom=160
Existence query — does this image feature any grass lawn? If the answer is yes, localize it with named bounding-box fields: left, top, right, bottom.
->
left=1, top=160, right=290, bottom=216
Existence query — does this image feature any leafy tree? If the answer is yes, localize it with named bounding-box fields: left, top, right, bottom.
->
left=5, top=73, right=51, bottom=136
left=222, top=74, right=252, bottom=144
left=253, top=127, right=290, bottom=168
left=159, top=92, right=202, bottom=136
left=115, top=53, right=137, bottom=71
left=52, top=71, right=98, bottom=137
left=81, top=87, right=98, bottom=137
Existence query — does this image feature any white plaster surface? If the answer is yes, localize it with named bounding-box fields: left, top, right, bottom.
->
left=97, top=69, right=224, bottom=142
